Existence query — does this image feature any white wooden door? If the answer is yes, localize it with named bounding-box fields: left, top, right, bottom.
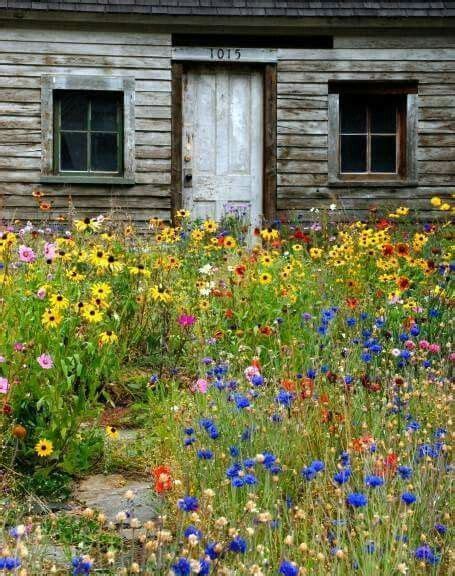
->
left=182, top=66, right=263, bottom=227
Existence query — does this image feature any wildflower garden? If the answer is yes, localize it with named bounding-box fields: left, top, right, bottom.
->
left=0, top=197, right=453, bottom=575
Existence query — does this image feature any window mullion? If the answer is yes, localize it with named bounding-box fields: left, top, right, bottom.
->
left=367, top=104, right=371, bottom=174
left=87, top=97, right=91, bottom=174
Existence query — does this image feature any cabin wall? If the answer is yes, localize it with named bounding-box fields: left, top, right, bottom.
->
left=0, top=26, right=172, bottom=224
left=276, top=44, right=455, bottom=221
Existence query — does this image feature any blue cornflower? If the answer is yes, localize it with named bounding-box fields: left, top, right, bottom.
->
left=278, top=560, right=299, bottom=576
left=197, top=449, right=213, bottom=460
left=178, top=496, right=199, bottom=512
left=361, top=352, right=372, bottom=363
left=71, top=557, right=92, bottom=575
left=401, top=492, right=417, bottom=505
left=400, top=349, right=411, bottom=360
left=397, top=465, right=412, bottom=479
left=184, top=427, right=194, bottom=435
left=410, top=324, right=420, bottom=336
left=434, top=523, right=447, bottom=535
left=406, top=419, right=420, bottom=431
left=229, top=446, right=240, bottom=457
left=184, top=525, right=202, bottom=539
left=232, top=477, right=245, bottom=487
left=199, top=418, right=214, bottom=430
left=414, top=545, right=440, bottom=565
left=275, top=389, right=294, bottom=407
left=244, top=474, right=258, bottom=485
left=333, top=468, right=351, bottom=485
left=271, top=413, right=283, bottom=423
left=226, top=463, right=242, bottom=478
left=208, top=425, right=219, bottom=439
left=346, top=317, right=357, bottom=327
left=344, top=375, right=353, bottom=385
left=234, top=394, right=250, bottom=409
left=307, top=369, right=316, bottom=379
left=434, top=427, right=447, bottom=439
left=171, top=558, right=191, bottom=576
left=251, top=374, right=264, bottom=386
left=346, top=493, right=368, bottom=508
left=205, top=542, right=220, bottom=560
left=365, top=542, right=376, bottom=554
left=198, top=559, right=211, bottom=576
left=301, top=466, right=317, bottom=481
left=228, top=536, right=247, bottom=553
left=364, top=475, right=384, bottom=488
left=244, top=458, right=255, bottom=468
left=310, top=460, right=325, bottom=472
left=184, top=437, right=196, bottom=446
left=0, top=558, right=21, bottom=571
left=340, top=451, right=350, bottom=466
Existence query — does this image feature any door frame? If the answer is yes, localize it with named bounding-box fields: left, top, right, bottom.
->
left=171, top=61, right=277, bottom=225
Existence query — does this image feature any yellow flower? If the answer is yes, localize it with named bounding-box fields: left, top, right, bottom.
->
left=42, top=308, right=62, bottom=329
left=260, top=228, right=279, bottom=242
left=260, top=254, right=274, bottom=266
left=91, top=282, right=112, bottom=301
left=105, top=426, right=119, bottom=439
left=99, top=331, right=118, bottom=346
left=199, top=299, right=210, bottom=310
left=149, top=216, right=163, bottom=228
left=191, top=229, right=204, bottom=242
left=74, top=217, right=102, bottom=232
left=82, top=304, right=104, bottom=323
left=440, top=203, right=450, bottom=211
left=150, top=285, right=173, bottom=303
left=35, top=438, right=53, bottom=457
left=396, top=206, right=409, bottom=216
left=259, top=272, right=272, bottom=285
left=49, top=293, right=69, bottom=310
left=203, top=219, right=218, bottom=233
left=309, top=247, right=323, bottom=259
left=89, top=247, right=109, bottom=269
left=430, top=196, right=442, bottom=207
left=129, top=263, right=150, bottom=277
left=292, top=244, right=303, bottom=252
left=66, top=268, right=85, bottom=282
left=176, top=209, right=190, bottom=219
left=223, top=236, right=237, bottom=249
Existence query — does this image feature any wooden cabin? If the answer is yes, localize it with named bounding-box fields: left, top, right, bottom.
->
left=0, top=1, right=453, bottom=226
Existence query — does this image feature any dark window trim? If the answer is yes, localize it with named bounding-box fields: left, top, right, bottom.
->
left=53, top=90, right=124, bottom=177
left=40, top=75, right=135, bottom=185
left=328, top=82, right=418, bottom=187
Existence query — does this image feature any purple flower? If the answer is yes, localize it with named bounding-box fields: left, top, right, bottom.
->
left=178, top=314, right=197, bottom=328
left=178, top=496, right=199, bottom=512
left=37, top=354, right=53, bottom=370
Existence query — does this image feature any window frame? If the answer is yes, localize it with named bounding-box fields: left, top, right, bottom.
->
left=328, top=82, right=418, bottom=187
left=40, top=75, right=135, bottom=185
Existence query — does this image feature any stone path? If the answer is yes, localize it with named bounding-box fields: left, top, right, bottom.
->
left=74, top=474, right=156, bottom=525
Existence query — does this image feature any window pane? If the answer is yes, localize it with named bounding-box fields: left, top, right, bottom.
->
left=340, top=96, right=367, bottom=133
left=60, top=132, right=87, bottom=171
left=60, top=92, right=88, bottom=130
left=340, top=135, right=367, bottom=172
left=91, top=95, right=119, bottom=131
left=371, top=135, right=396, bottom=172
left=91, top=133, right=118, bottom=172
left=370, top=98, right=397, bottom=133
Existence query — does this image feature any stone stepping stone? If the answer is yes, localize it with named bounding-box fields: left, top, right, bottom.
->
left=74, top=474, right=156, bottom=525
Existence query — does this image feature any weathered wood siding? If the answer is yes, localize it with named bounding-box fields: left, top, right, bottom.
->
left=276, top=46, right=455, bottom=221
left=0, top=26, right=172, bottom=224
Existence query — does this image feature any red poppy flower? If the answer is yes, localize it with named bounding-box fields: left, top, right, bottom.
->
left=152, top=465, right=172, bottom=493
left=282, top=379, right=295, bottom=391
left=225, top=308, right=234, bottom=318
left=294, top=229, right=310, bottom=243
left=234, top=265, right=246, bottom=277
left=346, top=298, right=358, bottom=309
left=376, top=218, right=391, bottom=230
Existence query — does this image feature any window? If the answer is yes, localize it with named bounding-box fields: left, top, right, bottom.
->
left=328, top=82, right=418, bottom=185
left=54, top=91, right=123, bottom=175
left=40, top=76, right=135, bottom=185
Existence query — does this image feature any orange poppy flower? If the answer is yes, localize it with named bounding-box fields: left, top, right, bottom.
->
left=151, top=465, right=172, bottom=493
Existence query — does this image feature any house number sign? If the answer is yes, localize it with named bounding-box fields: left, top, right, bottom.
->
left=172, top=47, right=277, bottom=63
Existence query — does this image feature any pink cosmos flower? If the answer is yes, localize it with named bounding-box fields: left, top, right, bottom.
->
left=44, top=242, right=56, bottom=261
left=194, top=378, right=208, bottom=393
left=14, top=342, right=25, bottom=352
left=37, top=287, right=47, bottom=300
left=449, top=353, right=455, bottom=363
left=428, top=343, right=440, bottom=354
left=405, top=340, right=415, bottom=350
left=419, top=340, right=430, bottom=350
left=178, top=314, right=197, bottom=328
left=244, top=365, right=260, bottom=381
left=0, top=377, right=9, bottom=394
left=0, top=356, right=5, bottom=363
left=37, top=354, right=53, bottom=369
left=18, top=245, right=36, bottom=263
